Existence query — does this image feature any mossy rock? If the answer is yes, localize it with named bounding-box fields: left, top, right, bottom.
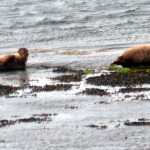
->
left=82, top=69, right=94, bottom=74
left=86, top=71, right=150, bottom=87
left=107, top=65, right=150, bottom=73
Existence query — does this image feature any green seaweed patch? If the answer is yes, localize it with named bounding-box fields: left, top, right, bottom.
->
left=107, top=65, right=150, bottom=73
left=82, top=69, right=94, bottom=74
left=53, top=66, right=94, bottom=76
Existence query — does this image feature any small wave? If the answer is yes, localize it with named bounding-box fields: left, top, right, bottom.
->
left=58, top=50, right=90, bottom=56
left=34, top=18, right=67, bottom=26
left=14, top=1, right=35, bottom=7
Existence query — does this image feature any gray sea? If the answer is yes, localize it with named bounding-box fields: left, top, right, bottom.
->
left=1, top=0, right=150, bottom=68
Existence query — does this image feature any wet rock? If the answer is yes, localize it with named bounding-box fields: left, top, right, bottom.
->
left=119, top=88, right=150, bottom=93
left=53, top=66, right=84, bottom=82
left=65, top=105, right=78, bottom=109
left=87, top=72, right=150, bottom=87
left=138, top=118, right=148, bottom=122
left=142, top=98, right=150, bottom=101
left=53, top=66, right=75, bottom=73
left=86, top=124, right=99, bottom=128
left=101, top=125, right=108, bottom=129
left=54, top=74, right=82, bottom=82
left=0, top=85, right=19, bottom=96
left=30, top=84, right=72, bottom=92
left=18, top=117, right=49, bottom=123
left=82, top=88, right=109, bottom=96
left=124, top=121, right=150, bottom=126
left=0, top=115, right=53, bottom=128
left=125, top=95, right=132, bottom=98
left=40, top=65, right=51, bottom=69
left=94, top=101, right=110, bottom=104
left=0, top=120, right=16, bottom=128
left=33, top=113, right=58, bottom=117
left=115, top=124, right=120, bottom=128
left=86, top=124, right=108, bottom=129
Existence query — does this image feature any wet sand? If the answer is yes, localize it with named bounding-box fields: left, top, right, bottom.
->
left=0, top=50, right=150, bottom=149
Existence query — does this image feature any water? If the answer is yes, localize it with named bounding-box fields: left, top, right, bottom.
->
left=1, top=0, right=150, bottom=53
left=1, top=1, right=150, bottom=149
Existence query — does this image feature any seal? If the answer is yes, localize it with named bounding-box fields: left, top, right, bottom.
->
left=0, top=48, right=29, bottom=70
left=111, top=44, right=150, bottom=67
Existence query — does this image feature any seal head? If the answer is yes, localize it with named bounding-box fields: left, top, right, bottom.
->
left=18, top=48, right=29, bottom=63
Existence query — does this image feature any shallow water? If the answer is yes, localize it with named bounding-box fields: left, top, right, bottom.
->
left=1, top=0, right=150, bottom=149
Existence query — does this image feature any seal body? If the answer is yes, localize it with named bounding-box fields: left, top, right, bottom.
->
left=111, top=44, right=150, bottom=67
left=0, top=48, right=29, bottom=71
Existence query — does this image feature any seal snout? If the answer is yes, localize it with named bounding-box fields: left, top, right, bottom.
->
left=111, top=56, right=125, bottom=66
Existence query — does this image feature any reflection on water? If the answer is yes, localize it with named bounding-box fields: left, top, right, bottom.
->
left=18, top=71, right=29, bottom=87
left=0, top=70, right=29, bottom=87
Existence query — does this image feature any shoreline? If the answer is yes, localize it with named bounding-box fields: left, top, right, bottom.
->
left=1, top=64, right=150, bottom=149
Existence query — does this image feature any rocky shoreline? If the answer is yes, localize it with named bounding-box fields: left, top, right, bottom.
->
left=1, top=65, right=150, bottom=149
left=2, top=65, right=150, bottom=97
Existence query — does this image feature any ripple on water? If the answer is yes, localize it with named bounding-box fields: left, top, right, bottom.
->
left=0, top=0, right=149, bottom=65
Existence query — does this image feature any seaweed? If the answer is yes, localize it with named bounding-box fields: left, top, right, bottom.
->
left=0, top=85, right=20, bottom=96
left=54, top=74, right=82, bottom=82
left=82, top=69, right=94, bottom=74
left=125, top=121, right=150, bottom=126
left=30, top=84, right=72, bottom=92
left=82, top=88, right=109, bottom=96
left=0, top=115, right=52, bottom=128
left=119, top=88, right=150, bottom=93
left=86, top=72, right=150, bottom=87
left=107, top=65, right=150, bottom=73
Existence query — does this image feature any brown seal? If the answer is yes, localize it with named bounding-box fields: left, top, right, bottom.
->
left=111, top=44, right=150, bottom=67
left=0, top=48, right=29, bottom=70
